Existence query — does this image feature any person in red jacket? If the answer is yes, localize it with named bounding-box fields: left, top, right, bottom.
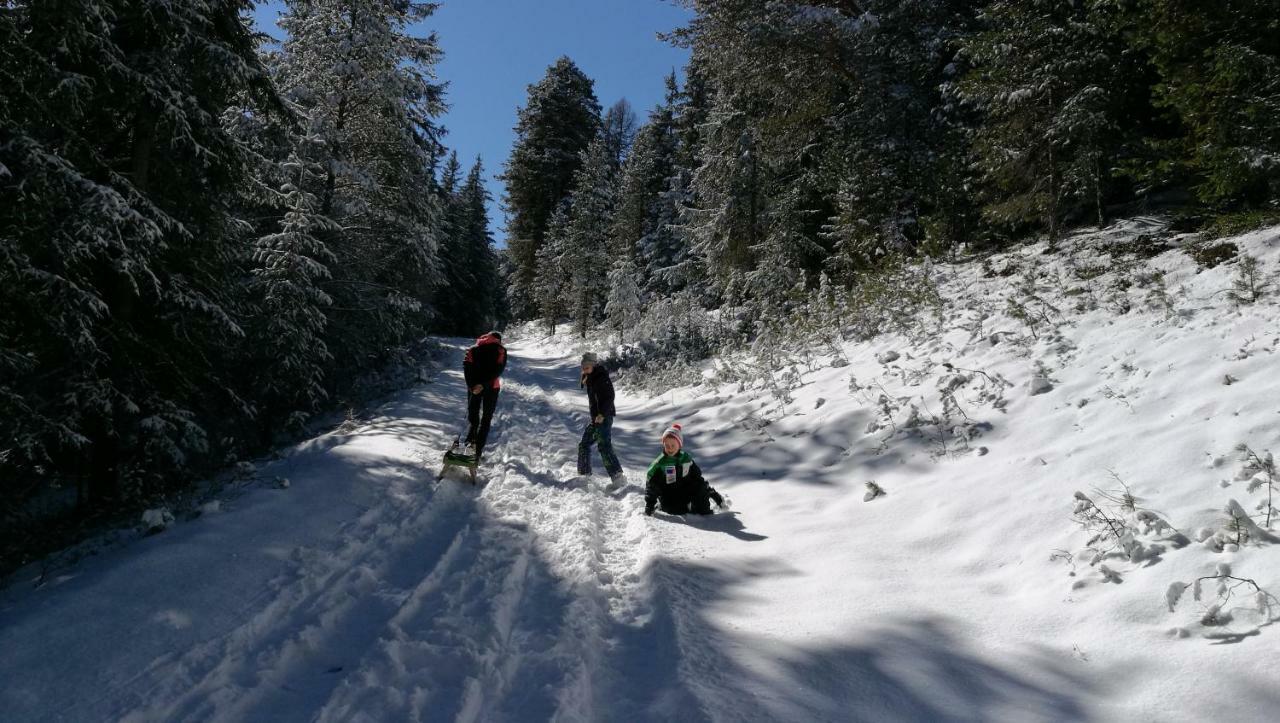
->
left=462, top=331, right=506, bottom=460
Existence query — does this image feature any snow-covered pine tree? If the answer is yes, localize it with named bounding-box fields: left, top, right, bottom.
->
left=612, top=129, right=658, bottom=275
left=670, top=59, right=712, bottom=186
left=674, top=1, right=977, bottom=279
left=683, top=83, right=766, bottom=302
left=457, top=158, right=503, bottom=333
left=959, top=0, right=1126, bottom=239
left=666, top=7, right=779, bottom=301
left=604, top=255, right=644, bottom=344
left=647, top=175, right=699, bottom=296
left=433, top=151, right=476, bottom=335
left=1117, top=0, right=1280, bottom=206
left=500, top=57, right=601, bottom=319
left=612, top=78, right=695, bottom=298
left=533, top=203, right=572, bottom=333
left=601, top=98, right=639, bottom=169
left=671, top=3, right=855, bottom=300
left=561, top=136, right=620, bottom=337
left=246, top=129, right=337, bottom=442
left=820, top=0, right=977, bottom=268
left=0, top=0, right=279, bottom=503
left=748, top=181, right=824, bottom=315
left=273, top=0, right=446, bottom=382
left=661, top=68, right=712, bottom=297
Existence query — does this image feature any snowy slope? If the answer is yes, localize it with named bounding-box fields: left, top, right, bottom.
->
left=3, top=220, right=1280, bottom=722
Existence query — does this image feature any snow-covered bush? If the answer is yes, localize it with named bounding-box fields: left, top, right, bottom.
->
left=1208, top=499, right=1280, bottom=551
left=1236, top=444, right=1277, bottom=529
left=608, top=292, right=736, bottom=393
left=1005, top=265, right=1064, bottom=341
left=1228, top=255, right=1271, bottom=305
left=1134, top=269, right=1178, bottom=319
left=851, top=359, right=1006, bottom=459
left=1166, top=564, right=1279, bottom=635
left=1071, top=478, right=1183, bottom=567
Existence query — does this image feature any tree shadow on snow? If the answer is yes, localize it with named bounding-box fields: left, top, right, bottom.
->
left=617, top=556, right=1105, bottom=723
left=687, top=408, right=934, bottom=490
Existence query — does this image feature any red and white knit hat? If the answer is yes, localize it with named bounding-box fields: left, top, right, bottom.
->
left=660, top=423, right=683, bottom=447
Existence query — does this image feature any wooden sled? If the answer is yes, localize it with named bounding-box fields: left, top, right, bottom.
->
left=437, top=439, right=479, bottom=484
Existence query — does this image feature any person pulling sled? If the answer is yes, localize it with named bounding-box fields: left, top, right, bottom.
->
left=461, top=330, right=507, bottom=461
left=441, top=331, right=507, bottom=483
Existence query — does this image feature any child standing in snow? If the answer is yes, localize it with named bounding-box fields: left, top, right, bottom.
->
left=578, top=353, right=626, bottom=486
left=645, top=423, right=725, bottom=516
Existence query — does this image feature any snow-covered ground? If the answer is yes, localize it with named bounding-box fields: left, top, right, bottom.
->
left=3, top=219, right=1280, bottom=722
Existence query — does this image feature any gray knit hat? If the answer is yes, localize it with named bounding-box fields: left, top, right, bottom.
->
left=581, top=352, right=598, bottom=364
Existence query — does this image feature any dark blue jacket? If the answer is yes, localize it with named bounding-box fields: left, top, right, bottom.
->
left=582, top=365, right=616, bottom=418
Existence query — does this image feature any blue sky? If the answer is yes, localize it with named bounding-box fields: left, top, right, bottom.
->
left=250, top=1, right=693, bottom=243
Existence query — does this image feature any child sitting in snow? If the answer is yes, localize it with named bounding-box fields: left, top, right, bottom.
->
left=644, top=423, right=726, bottom=516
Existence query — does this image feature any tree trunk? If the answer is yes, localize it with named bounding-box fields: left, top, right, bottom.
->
left=1094, top=154, right=1105, bottom=228
left=1046, top=90, right=1060, bottom=243
left=322, top=97, right=347, bottom=217
left=85, top=417, right=120, bottom=505
left=131, top=110, right=157, bottom=193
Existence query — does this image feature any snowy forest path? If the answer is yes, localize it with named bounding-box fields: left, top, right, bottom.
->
left=0, top=334, right=703, bottom=722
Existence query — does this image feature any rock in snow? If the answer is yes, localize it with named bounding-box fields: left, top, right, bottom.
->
left=1028, top=376, right=1054, bottom=395
left=140, top=508, right=174, bottom=534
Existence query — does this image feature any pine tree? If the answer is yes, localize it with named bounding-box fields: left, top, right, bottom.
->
left=601, top=98, right=638, bottom=168
left=273, top=0, right=446, bottom=381
left=605, top=255, right=644, bottom=344
left=433, top=151, right=473, bottom=335
left=823, top=0, right=976, bottom=266
left=684, top=83, right=766, bottom=301
left=246, top=130, right=337, bottom=441
left=662, top=68, right=712, bottom=296
left=612, top=82, right=693, bottom=297
left=612, top=121, right=659, bottom=266
left=649, top=175, right=702, bottom=295
left=671, top=61, right=712, bottom=182
left=670, top=1, right=978, bottom=279
left=670, top=4, right=847, bottom=295
left=457, top=158, right=502, bottom=333
left=560, top=136, right=620, bottom=337
left=1, top=0, right=279, bottom=503
left=959, top=1, right=1126, bottom=239
left=1118, top=0, right=1280, bottom=206
left=533, top=203, right=572, bottom=333
left=501, top=57, right=601, bottom=319
left=749, top=181, right=826, bottom=312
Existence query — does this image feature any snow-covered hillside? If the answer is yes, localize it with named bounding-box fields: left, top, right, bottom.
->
left=3, top=220, right=1279, bottom=722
